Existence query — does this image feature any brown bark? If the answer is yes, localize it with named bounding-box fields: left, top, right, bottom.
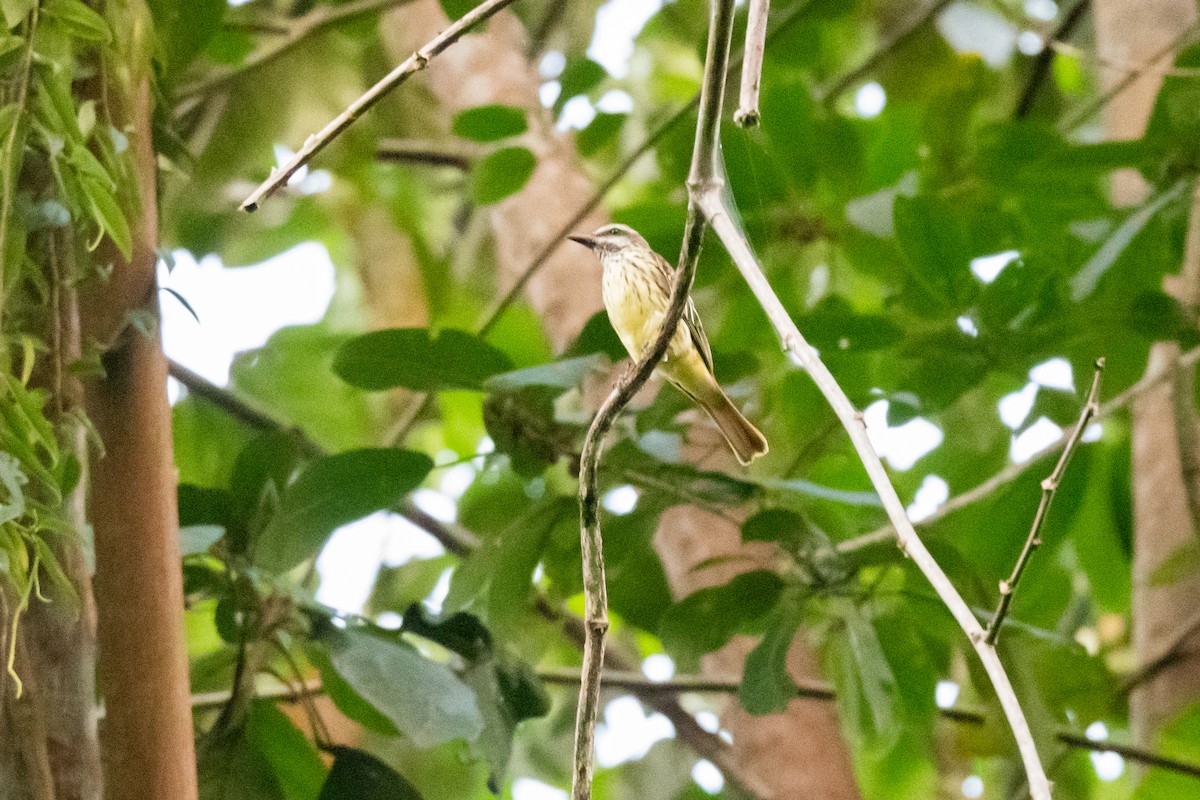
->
left=1094, top=0, right=1200, bottom=745
left=656, top=426, right=863, bottom=800
left=78, top=4, right=198, bottom=798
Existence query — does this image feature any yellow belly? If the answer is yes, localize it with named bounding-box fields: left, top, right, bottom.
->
left=602, top=264, right=690, bottom=361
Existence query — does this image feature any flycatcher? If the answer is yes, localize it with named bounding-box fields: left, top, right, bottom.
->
left=569, top=223, right=768, bottom=465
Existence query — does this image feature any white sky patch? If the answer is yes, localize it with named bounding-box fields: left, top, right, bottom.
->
left=597, top=89, right=635, bottom=113
left=935, top=680, right=960, bottom=709
left=412, top=488, right=457, bottom=523
left=588, top=0, right=666, bottom=78
left=160, top=244, right=335, bottom=389
left=961, top=775, right=984, bottom=798
left=642, top=653, right=675, bottom=682
left=936, top=2, right=1018, bottom=68
left=557, top=95, right=597, bottom=131
left=513, top=778, right=568, bottom=800
left=692, top=760, right=725, bottom=794
left=854, top=82, right=886, bottom=118
left=379, top=513, right=447, bottom=565
left=1012, top=417, right=1064, bottom=463
left=1092, top=751, right=1125, bottom=781
left=438, top=463, right=478, bottom=499
left=907, top=475, right=949, bottom=523
left=1024, top=0, right=1058, bottom=21
left=603, top=485, right=639, bottom=515
left=425, top=568, right=453, bottom=614
left=1017, top=30, right=1045, bottom=55
left=376, top=611, right=402, bottom=629
left=970, top=250, right=1019, bottom=283
left=695, top=711, right=719, bottom=733
left=1029, top=357, right=1074, bottom=391
left=999, top=382, right=1039, bottom=430
left=539, top=50, right=566, bottom=79
left=539, top=81, right=562, bottom=108
left=273, top=143, right=331, bottom=195
left=316, top=516, right=388, bottom=613
left=1086, top=721, right=1109, bottom=740
left=1082, top=422, right=1102, bottom=442
left=863, top=400, right=945, bottom=471
left=956, top=315, right=979, bottom=337
left=595, top=696, right=675, bottom=767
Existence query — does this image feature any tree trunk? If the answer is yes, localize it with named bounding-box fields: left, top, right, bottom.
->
left=1093, top=0, right=1200, bottom=746
left=78, top=4, right=198, bottom=798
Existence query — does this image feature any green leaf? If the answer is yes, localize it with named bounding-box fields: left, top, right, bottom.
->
left=483, top=354, right=606, bottom=391
left=554, top=59, right=607, bottom=113
left=335, top=328, right=513, bottom=392
left=1, top=0, right=34, bottom=28
left=576, top=112, right=625, bottom=156
left=1150, top=539, right=1200, bottom=586
left=254, top=449, right=433, bottom=573
left=565, top=309, right=627, bottom=361
left=43, top=0, right=111, bottom=42
left=659, top=570, right=784, bottom=664
left=81, top=177, right=132, bottom=259
left=146, top=0, right=226, bottom=77
left=893, top=194, right=974, bottom=312
left=437, top=0, right=478, bottom=21
left=1070, top=181, right=1186, bottom=302
left=318, top=746, right=423, bottom=800
left=320, top=627, right=484, bottom=749
left=308, top=643, right=399, bottom=736
left=451, top=104, right=527, bottom=142
left=471, top=146, right=537, bottom=205
left=245, top=701, right=327, bottom=800
left=740, top=604, right=803, bottom=715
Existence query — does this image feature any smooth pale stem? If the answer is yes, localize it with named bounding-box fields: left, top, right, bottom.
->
left=734, top=0, right=769, bottom=127
left=697, top=190, right=1054, bottom=800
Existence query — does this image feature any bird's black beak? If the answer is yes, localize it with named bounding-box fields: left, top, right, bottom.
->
left=568, top=234, right=597, bottom=250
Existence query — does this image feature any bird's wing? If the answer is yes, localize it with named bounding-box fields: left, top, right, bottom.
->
left=653, top=252, right=714, bottom=373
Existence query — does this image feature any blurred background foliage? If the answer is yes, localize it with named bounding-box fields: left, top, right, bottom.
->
left=19, top=0, right=1200, bottom=797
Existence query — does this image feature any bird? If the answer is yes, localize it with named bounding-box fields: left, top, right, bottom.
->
left=568, top=223, right=768, bottom=465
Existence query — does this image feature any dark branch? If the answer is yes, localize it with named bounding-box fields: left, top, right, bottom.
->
left=985, top=358, right=1105, bottom=645
left=1013, top=0, right=1091, bottom=119
left=376, top=139, right=474, bottom=170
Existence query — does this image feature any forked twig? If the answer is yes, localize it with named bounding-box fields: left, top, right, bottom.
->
left=571, top=1, right=735, bottom=796
left=734, top=0, right=770, bottom=127
left=984, top=359, right=1105, bottom=646
left=240, top=0, right=519, bottom=212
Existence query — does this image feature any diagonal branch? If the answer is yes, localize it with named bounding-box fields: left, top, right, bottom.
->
left=841, top=343, right=1200, bottom=554
left=985, top=359, right=1105, bottom=646
left=240, top=0, right=520, bottom=212
left=734, top=0, right=770, bottom=128
left=1013, top=0, right=1091, bottom=120
left=571, top=1, right=736, bottom=797
left=695, top=186, right=1053, bottom=799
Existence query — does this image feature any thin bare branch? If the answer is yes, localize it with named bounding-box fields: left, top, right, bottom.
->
left=734, top=0, right=770, bottom=127
left=1122, top=604, right=1200, bottom=695
left=696, top=185, right=1053, bottom=799
left=985, top=359, right=1105, bottom=646
left=571, top=1, right=736, bottom=797
left=1060, top=22, right=1200, bottom=132
left=841, top=343, right=1200, bottom=555
left=376, top=138, right=475, bottom=170
left=821, top=0, right=954, bottom=104
left=240, top=0, right=520, bottom=212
